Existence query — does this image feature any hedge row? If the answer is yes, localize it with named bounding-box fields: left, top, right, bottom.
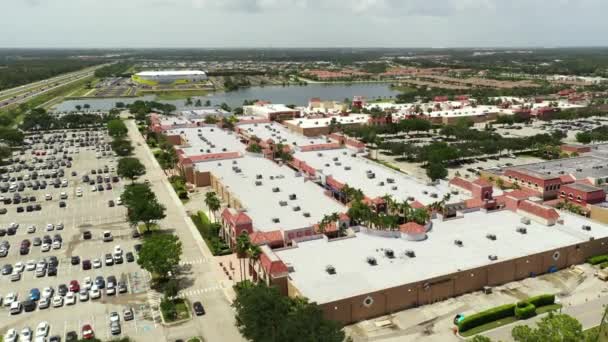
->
left=527, top=294, right=555, bottom=308
left=458, top=303, right=516, bottom=332
left=515, top=302, right=536, bottom=319
left=458, top=294, right=556, bottom=332
left=587, top=254, right=608, bottom=265
left=600, top=261, right=608, bottom=269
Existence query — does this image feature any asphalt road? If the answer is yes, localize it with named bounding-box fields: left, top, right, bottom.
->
left=126, top=119, right=245, bottom=342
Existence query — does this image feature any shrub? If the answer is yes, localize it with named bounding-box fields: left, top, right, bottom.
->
left=527, top=294, right=555, bottom=308
left=458, top=303, right=515, bottom=332
left=587, top=254, right=608, bottom=265
left=600, top=261, right=608, bottom=269
left=515, top=301, right=536, bottom=319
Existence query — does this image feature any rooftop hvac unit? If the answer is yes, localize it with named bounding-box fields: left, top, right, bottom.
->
left=199, top=149, right=204, bottom=152
left=520, top=217, right=531, bottom=225
left=272, top=218, right=280, bottom=223
left=256, top=174, right=263, bottom=179
left=486, top=234, right=497, bottom=241
left=335, top=162, right=342, bottom=166
left=367, top=173, right=375, bottom=179
left=325, top=164, right=330, bottom=167
left=405, top=250, right=416, bottom=258
left=234, top=168, right=241, bottom=173
left=422, top=190, right=428, bottom=195
left=255, top=181, right=262, bottom=186
left=387, top=178, right=395, bottom=184
left=292, top=206, right=301, bottom=212
left=408, top=196, right=415, bottom=201
left=210, top=129, right=214, bottom=132
left=454, top=240, right=463, bottom=247
left=303, top=212, right=311, bottom=217
left=488, top=255, right=498, bottom=261
left=272, top=187, right=280, bottom=192
left=206, top=149, right=211, bottom=153
left=326, top=265, right=336, bottom=274
left=344, top=166, right=351, bottom=171
left=333, top=157, right=339, bottom=161
left=366, top=257, right=377, bottom=266
left=232, top=160, right=238, bottom=164
left=343, top=152, right=347, bottom=155
left=279, top=201, right=288, bottom=206
left=392, top=186, right=398, bottom=190
left=384, top=249, right=395, bottom=259
left=222, top=148, right=227, bottom=152
left=378, top=181, right=384, bottom=186
left=516, top=227, right=527, bottom=234
left=289, top=194, right=297, bottom=200
left=270, top=176, right=274, bottom=180
left=582, top=225, right=592, bottom=231
left=430, top=193, right=438, bottom=198
left=317, top=153, right=323, bottom=157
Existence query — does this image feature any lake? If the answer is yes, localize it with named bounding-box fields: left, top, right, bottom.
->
left=53, top=83, right=400, bottom=112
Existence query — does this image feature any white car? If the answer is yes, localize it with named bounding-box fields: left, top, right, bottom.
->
left=116, top=198, right=122, bottom=205
left=83, top=277, right=92, bottom=290
left=52, top=241, right=61, bottom=250
left=4, top=328, right=17, bottom=342
left=90, top=286, right=101, bottom=299
left=20, top=327, right=32, bottom=342
left=38, top=297, right=50, bottom=309
left=26, top=260, right=36, bottom=271
left=35, top=322, right=49, bottom=338
left=65, top=291, right=76, bottom=305
left=76, top=188, right=83, bottom=197
left=92, top=258, right=102, bottom=268
left=45, top=223, right=54, bottom=231
left=114, top=245, right=123, bottom=255
left=52, top=295, right=63, bottom=308
left=79, top=289, right=89, bottom=301
left=91, top=186, right=97, bottom=192
left=109, top=311, right=120, bottom=323
left=106, top=284, right=116, bottom=296
left=14, top=262, right=24, bottom=273
left=45, top=194, right=52, bottom=200
left=4, top=292, right=17, bottom=306
left=27, top=225, right=36, bottom=233
left=56, top=222, right=64, bottom=230
left=41, top=243, right=51, bottom=252
left=42, top=287, right=54, bottom=298
left=9, top=222, right=18, bottom=229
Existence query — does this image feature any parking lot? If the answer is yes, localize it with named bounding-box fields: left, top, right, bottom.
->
left=0, top=129, right=162, bottom=341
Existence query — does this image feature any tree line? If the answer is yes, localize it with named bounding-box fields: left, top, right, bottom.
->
left=0, top=58, right=100, bottom=90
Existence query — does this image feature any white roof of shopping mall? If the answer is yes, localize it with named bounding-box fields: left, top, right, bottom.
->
left=136, top=70, right=206, bottom=76
left=285, top=114, right=369, bottom=129
left=294, top=149, right=468, bottom=205
left=166, top=126, right=245, bottom=156
left=180, top=108, right=232, bottom=119
left=275, top=210, right=608, bottom=304
left=237, top=121, right=329, bottom=147
left=196, top=156, right=345, bottom=232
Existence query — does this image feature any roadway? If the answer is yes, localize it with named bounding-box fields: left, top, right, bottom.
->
left=0, top=65, right=107, bottom=110
left=125, top=119, right=245, bottom=342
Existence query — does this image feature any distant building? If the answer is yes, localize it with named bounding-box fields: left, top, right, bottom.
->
left=243, top=103, right=300, bottom=121
left=134, top=70, right=207, bottom=84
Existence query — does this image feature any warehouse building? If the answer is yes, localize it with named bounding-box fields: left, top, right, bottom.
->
left=134, top=70, right=207, bottom=84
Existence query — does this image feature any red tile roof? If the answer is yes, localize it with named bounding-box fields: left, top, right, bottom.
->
left=250, top=230, right=284, bottom=246
left=505, top=189, right=539, bottom=200
left=221, top=208, right=252, bottom=226
left=259, top=253, right=289, bottom=277
left=189, top=152, right=241, bottom=163
left=472, top=178, right=492, bottom=187
left=465, top=198, right=485, bottom=209
left=449, top=177, right=472, bottom=191
left=517, top=200, right=560, bottom=221
left=410, top=200, right=425, bottom=209
left=399, top=222, right=426, bottom=234
left=559, top=174, right=576, bottom=184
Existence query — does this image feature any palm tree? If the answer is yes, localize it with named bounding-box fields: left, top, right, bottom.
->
left=399, top=200, right=412, bottom=221
left=246, top=244, right=262, bottom=282
left=411, top=208, right=430, bottom=225
left=204, top=192, right=221, bottom=223
left=236, top=234, right=250, bottom=283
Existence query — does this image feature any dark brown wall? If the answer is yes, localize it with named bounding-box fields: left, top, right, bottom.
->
left=317, top=237, right=608, bottom=325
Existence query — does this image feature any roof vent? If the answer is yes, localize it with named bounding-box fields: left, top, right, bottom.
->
left=256, top=174, right=263, bottom=179
left=344, top=166, right=351, bottom=171
left=392, top=186, right=398, bottom=190
left=384, top=249, right=395, bottom=258
left=303, top=212, right=311, bottom=217
left=233, top=160, right=238, bottom=164
left=582, top=225, right=592, bottom=231
left=333, top=157, right=339, bottom=161
left=272, top=187, right=280, bottom=192
left=279, top=201, right=287, bottom=206
left=454, top=240, right=463, bottom=247
left=255, top=181, right=262, bottom=186
left=405, top=250, right=416, bottom=258
left=292, top=206, right=301, bottom=211
left=366, top=257, right=377, bottom=266
left=289, top=194, right=297, bottom=200
left=367, top=173, right=375, bottom=179
left=272, top=218, right=280, bottom=223
left=325, top=163, right=330, bottom=167
left=516, top=227, right=527, bottom=234
left=488, top=255, right=498, bottom=261
left=486, top=234, right=497, bottom=241
left=317, top=153, right=323, bottom=157
left=326, top=265, right=336, bottom=274
left=378, top=181, right=384, bottom=186
left=387, top=178, right=395, bottom=184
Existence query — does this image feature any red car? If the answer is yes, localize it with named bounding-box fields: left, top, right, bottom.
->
left=69, top=280, right=80, bottom=292
left=81, top=324, right=94, bottom=339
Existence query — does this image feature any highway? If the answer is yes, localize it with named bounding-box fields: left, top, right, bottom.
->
left=0, top=64, right=107, bottom=110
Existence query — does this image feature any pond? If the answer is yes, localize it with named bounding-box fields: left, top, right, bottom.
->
left=53, top=83, right=400, bottom=112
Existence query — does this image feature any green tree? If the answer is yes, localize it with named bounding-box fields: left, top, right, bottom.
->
left=138, top=234, right=182, bottom=279
left=471, top=336, right=493, bottom=342
left=127, top=197, right=166, bottom=232
left=117, top=157, right=146, bottom=183
left=195, top=99, right=202, bottom=107
left=111, top=138, right=134, bottom=156
left=426, top=162, right=448, bottom=181
left=107, top=119, right=128, bottom=138
left=0, top=144, right=11, bottom=162
left=236, top=234, right=251, bottom=282
left=204, top=192, right=221, bottom=222
left=121, top=183, right=156, bottom=208
left=0, top=128, right=24, bottom=146
left=512, top=313, right=584, bottom=342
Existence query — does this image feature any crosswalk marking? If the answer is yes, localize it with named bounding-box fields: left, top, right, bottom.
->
left=174, top=286, right=222, bottom=298
left=178, top=258, right=209, bottom=265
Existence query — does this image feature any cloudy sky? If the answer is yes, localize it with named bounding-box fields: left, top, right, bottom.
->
left=2, top=0, right=607, bottom=48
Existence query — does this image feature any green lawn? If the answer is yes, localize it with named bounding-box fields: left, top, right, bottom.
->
left=138, top=223, right=160, bottom=234
left=584, top=326, right=608, bottom=342
left=535, top=304, right=562, bottom=315
left=460, top=316, right=518, bottom=337
left=137, top=89, right=209, bottom=100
